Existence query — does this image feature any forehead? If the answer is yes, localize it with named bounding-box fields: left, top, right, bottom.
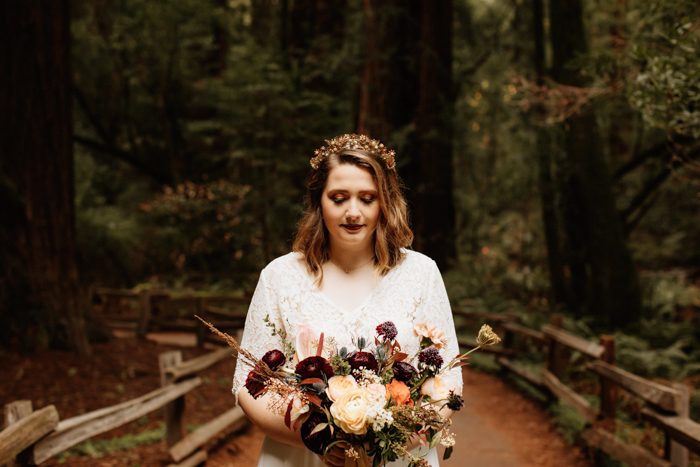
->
left=324, top=163, right=377, bottom=191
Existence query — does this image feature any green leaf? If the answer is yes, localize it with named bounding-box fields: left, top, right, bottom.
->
left=309, top=422, right=328, bottom=436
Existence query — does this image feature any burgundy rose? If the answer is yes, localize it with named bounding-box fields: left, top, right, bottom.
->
left=300, top=411, right=332, bottom=454
left=376, top=321, right=398, bottom=341
left=391, top=361, right=418, bottom=383
left=295, top=356, right=335, bottom=379
left=262, top=349, right=286, bottom=370
left=244, top=370, right=267, bottom=399
left=347, top=351, right=378, bottom=372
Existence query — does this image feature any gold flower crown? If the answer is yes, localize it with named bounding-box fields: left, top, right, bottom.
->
left=310, top=134, right=396, bottom=170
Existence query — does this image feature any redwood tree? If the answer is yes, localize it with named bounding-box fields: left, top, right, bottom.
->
left=0, top=1, right=90, bottom=352
left=547, top=0, right=641, bottom=325
left=357, top=0, right=456, bottom=268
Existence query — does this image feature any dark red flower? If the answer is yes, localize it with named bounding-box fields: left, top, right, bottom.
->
left=376, top=321, right=398, bottom=341
left=391, top=361, right=418, bottom=383
left=347, top=351, right=378, bottom=372
left=244, top=370, right=267, bottom=398
left=295, top=356, right=335, bottom=379
left=301, top=411, right=332, bottom=454
left=418, top=347, right=443, bottom=368
left=262, top=349, right=286, bottom=370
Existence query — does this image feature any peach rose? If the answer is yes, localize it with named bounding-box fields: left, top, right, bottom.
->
left=330, top=388, right=369, bottom=435
left=414, top=323, right=447, bottom=349
left=326, top=375, right=358, bottom=402
left=420, top=375, right=450, bottom=401
left=386, top=379, right=412, bottom=405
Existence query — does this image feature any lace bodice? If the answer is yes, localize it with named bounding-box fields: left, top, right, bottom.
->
left=231, top=250, right=463, bottom=403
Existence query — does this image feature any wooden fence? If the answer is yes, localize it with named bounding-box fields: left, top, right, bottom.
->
left=90, top=287, right=248, bottom=346
left=455, top=310, right=700, bottom=467
left=0, top=339, right=245, bottom=465
left=4, top=287, right=698, bottom=465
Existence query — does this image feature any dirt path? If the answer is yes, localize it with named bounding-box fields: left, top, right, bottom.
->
left=445, top=369, right=590, bottom=467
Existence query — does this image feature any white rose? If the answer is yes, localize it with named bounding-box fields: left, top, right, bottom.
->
left=330, top=388, right=369, bottom=435
left=326, top=375, right=358, bottom=402
left=420, top=375, right=450, bottom=401
left=364, top=383, right=387, bottom=406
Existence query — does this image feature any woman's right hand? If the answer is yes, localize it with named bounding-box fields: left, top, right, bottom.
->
left=319, top=444, right=347, bottom=467
left=320, top=441, right=371, bottom=467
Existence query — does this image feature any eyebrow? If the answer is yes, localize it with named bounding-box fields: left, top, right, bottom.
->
left=326, top=189, right=378, bottom=194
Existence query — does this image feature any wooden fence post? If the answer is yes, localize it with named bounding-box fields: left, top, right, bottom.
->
left=138, top=290, right=152, bottom=339
left=667, top=382, right=690, bottom=467
left=599, top=335, right=616, bottom=425
left=160, top=351, right=185, bottom=447
left=3, top=401, right=33, bottom=465
left=195, top=298, right=205, bottom=348
left=547, top=314, right=566, bottom=378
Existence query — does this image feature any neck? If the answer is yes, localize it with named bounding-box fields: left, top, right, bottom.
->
left=328, top=243, right=374, bottom=272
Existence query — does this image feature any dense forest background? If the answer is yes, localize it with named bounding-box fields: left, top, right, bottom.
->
left=1, top=0, right=699, bottom=391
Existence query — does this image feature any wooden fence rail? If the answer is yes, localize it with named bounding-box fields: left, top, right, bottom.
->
left=91, top=287, right=248, bottom=347
left=460, top=312, right=700, bottom=467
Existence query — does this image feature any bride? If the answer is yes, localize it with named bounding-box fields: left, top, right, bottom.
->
left=232, top=134, right=462, bottom=466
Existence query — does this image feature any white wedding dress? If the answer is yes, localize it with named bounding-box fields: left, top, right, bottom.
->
left=232, top=250, right=463, bottom=467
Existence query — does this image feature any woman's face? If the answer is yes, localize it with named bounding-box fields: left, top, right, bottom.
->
left=321, top=163, right=380, bottom=253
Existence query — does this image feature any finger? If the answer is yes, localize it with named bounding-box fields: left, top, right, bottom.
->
left=326, top=452, right=345, bottom=463
left=320, top=454, right=344, bottom=467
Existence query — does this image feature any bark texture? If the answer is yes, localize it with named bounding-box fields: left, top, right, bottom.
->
left=0, top=0, right=90, bottom=352
left=548, top=0, right=641, bottom=325
left=357, top=0, right=455, bottom=268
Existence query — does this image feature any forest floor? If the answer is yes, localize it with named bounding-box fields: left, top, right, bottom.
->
left=1, top=332, right=590, bottom=466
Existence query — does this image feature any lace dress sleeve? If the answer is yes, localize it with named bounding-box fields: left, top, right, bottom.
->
left=421, top=260, right=463, bottom=396
left=231, top=267, right=285, bottom=404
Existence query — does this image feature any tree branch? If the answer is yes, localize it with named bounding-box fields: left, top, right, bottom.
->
left=613, top=140, right=669, bottom=180
left=622, top=143, right=700, bottom=233
left=73, top=87, right=172, bottom=186
left=74, top=135, right=172, bottom=186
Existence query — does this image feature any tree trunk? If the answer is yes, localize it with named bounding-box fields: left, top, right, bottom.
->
left=411, top=0, right=456, bottom=268
left=357, top=0, right=455, bottom=268
left=0, top=0, right=90, bottom=353
left=532, top=0, right=569, bottom=307
left=548, top=0, right=641, bottom=325
left=356, top=0, right=421, bottom=141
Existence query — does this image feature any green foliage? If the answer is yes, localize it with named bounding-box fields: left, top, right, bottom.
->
left=549, top=402, right=588, bottom=444
left=72, top=0, right=360, bottom=286
left=140, top=180, right=253, bottom=276
left=627, top=0, right=700, bottom=138
left=59, top=423, right=164, bottom=459
left=615, top=332, right=690, bottom=379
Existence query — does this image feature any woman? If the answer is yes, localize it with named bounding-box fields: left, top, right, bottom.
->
left=232, top=134, right=462, bottom=466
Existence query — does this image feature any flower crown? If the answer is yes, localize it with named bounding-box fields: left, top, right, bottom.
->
left=310, top=134, right=396, bottom=170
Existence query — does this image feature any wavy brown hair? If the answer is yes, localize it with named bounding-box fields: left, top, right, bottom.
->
left=292, top=144, right=413, bottom=285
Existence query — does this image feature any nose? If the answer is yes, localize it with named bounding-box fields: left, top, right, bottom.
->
left=345, top=200, right=361, bottom=222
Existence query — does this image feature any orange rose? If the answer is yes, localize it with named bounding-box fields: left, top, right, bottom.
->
left=386, top=379, right=412, bottom=405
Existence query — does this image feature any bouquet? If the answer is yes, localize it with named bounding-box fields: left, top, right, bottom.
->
left=199, top=317, right=501, bottom=467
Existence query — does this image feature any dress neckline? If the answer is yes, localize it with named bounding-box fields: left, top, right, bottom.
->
left=292, top=253, right=404, bottom=315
